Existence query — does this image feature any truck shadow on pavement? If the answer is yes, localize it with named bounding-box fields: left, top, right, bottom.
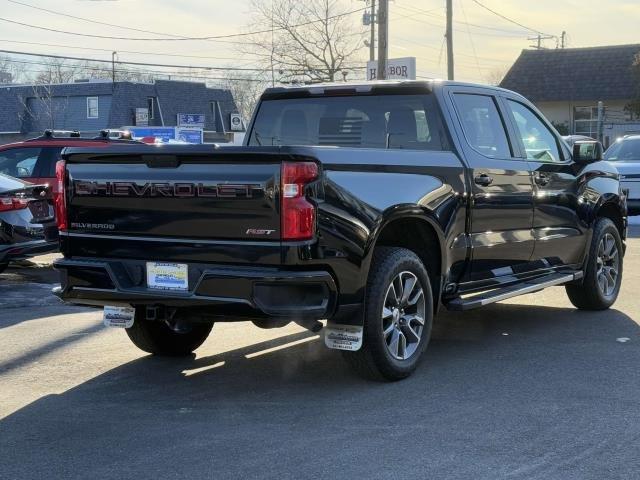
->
left=1, top=302, right=639, bottom=479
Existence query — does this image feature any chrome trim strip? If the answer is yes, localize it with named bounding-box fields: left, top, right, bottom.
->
left=59, top=231, right=284, bottom=247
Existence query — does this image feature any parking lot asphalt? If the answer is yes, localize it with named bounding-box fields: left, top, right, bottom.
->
left=1, top=220, right=639, bottom=480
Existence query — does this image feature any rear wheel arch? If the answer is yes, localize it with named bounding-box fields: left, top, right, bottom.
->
left=366, top=211, right=445, bottom=307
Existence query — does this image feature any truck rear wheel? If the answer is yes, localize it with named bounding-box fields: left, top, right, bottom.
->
left=342, top=247, right=434, bottom=381
left=126, top=312, right=213, bottom=356
left=566, top=217, right=623, bottom=310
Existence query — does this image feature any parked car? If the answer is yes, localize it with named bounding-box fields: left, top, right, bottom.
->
left=0, top=130, right=140, bottom=196
left=604, top=135, right=640, bottom=215
left=53, top=81, right=627, bottom=381
left=0, top=173, right=57, bottom=273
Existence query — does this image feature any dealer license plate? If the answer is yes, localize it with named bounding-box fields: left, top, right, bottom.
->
left=103, top=305, right=135, bottom=328
left=147, top=262, right=189, bottom=291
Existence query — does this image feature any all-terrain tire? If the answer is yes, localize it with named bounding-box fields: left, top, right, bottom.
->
left=126, top=312, right=213, bottom=356
left=566, top=217, right=623, bottom=310
left=342, top=247, right=434, bottom=381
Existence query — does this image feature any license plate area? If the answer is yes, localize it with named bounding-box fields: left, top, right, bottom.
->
left=28, top=200, right=51, bottom=222
left=146, top=262, right=189, bottom=291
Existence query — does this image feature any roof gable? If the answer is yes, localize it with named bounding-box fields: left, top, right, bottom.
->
left=500, top=44, right=640, bottom=102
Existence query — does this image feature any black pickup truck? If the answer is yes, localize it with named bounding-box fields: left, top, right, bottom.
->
left=53, top=81, right=627, bottom=380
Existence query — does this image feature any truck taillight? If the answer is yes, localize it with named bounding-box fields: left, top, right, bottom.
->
left=281, top=162, right=318, bottom=240
left=0, top=197, right=29, bottom=212
left=54, top=160, right=67, bottom=231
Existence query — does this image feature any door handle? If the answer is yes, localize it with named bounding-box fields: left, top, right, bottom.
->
left=474, top=174, right=493, bottom=186
left=535, top=173, right=549, bottom=186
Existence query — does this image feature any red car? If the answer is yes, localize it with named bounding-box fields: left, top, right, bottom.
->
left=0, top=130, right=138, bottom=195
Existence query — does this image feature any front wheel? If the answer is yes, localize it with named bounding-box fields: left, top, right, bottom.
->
left=342, top=247, right=434, bottom=381
left=126, top=311, right=213, bottom=356
left=566, top=217, right=623, bottom=310
left=0, top=262, right=8, bottom=274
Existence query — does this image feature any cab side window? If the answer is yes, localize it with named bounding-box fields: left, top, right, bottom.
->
left=453, top=93, right=512, bottom=159
left=507, top=100, right=563, bottom=162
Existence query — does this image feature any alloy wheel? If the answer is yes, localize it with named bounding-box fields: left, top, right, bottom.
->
left=381, top=271, right=426, bottom=360
left=596, top=233, right=620, bottom=297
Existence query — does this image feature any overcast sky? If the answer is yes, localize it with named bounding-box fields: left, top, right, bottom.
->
left=1, top=0, right=638, bottom=84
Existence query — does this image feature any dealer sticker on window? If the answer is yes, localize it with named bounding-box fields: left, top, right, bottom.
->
left=324, top=324, right=363, bottom=351
left=147, top=262, right=189, bottom=291
left=103, top=306, right=135, bottom=328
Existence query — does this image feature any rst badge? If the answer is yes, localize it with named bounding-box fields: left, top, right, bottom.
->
left=246, top=228, right=276, bottom=236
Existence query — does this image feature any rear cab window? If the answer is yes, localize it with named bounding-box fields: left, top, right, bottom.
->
left=248, top=93, right=446, bottom=150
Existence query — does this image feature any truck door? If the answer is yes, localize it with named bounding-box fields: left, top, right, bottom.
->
left=501, top=97, right=585, bottom=267
left=449, top=90, right=535, bottom=282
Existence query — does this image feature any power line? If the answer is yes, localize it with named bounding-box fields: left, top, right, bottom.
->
left=0, top=49, right=360, bottom=72
left=0, top=49, right=366, bottom=74
left=0, top=6, right=367, bottom=42
left=458, top=0, right=481, bottom=74
left=0, top=39, right=253, bottom=61
left=392, top=7, right=530, bottom=39
left=5, top=0, right=193, bottom=39
left=469, top=0, right=553, bottom=37
left=392, top=34, right=507, bottom=64
left=395, top=4, right=529, bottom=36
left=0, top=57, right=269, bottom=82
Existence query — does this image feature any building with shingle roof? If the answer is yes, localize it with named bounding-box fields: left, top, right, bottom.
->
left=500, top=44, right=640, bottom=146
left=0, top=79, right=243, bottom=144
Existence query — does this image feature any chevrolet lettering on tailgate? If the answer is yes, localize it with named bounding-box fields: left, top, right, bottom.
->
left=73, top=180, right=263, bottom=198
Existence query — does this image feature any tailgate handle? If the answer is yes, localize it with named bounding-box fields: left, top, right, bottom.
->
left=143, top=155, right=180, bottom=168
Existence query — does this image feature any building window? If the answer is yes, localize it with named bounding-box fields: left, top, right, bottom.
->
left=147, top=97, right=155, bottom=119
left=573, top=106, right=601, bottom=136
left=87, top=96, right=99, bottom=119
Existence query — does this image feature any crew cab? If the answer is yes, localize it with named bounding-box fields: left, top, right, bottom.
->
left=53, top=81, right=627, bottom=381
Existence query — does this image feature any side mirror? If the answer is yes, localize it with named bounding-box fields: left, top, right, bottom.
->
left=573, top=140, right=603, bottom=164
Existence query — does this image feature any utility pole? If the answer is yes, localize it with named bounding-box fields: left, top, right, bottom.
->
left=369, top=0, right=376, bottom=62
left=561, top=31, right=566, bottom=49
left=111, top=51, right=117, bottom=91
left=446, top=0, right=454, bottom=80
left=528, top=34, right=555, bottom=50
left=377, top=0, right=388, bottom=79
left=597, top=100, right=604, bottom=143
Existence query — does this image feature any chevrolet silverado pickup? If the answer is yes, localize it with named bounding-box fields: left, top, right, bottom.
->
left=53, top=81, right=627, bottom=381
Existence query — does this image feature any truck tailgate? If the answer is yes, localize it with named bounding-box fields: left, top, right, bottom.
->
left=63, top=148, right=282, bottom=242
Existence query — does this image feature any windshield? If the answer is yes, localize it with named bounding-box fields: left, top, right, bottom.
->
left=248, top=94, right=445, bottom=150
left=604, top=138, right=640, bottom=161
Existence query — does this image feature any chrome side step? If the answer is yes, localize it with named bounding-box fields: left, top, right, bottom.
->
left=446, top=271, right=583, bottom=311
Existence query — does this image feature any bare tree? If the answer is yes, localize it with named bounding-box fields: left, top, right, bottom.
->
left=0, top=55, right=26, bottom=83
left=34, top=58, right=84, bottom=84
left=18, top=83, right=70, bottom=131
left=242, top=0, right=366, bottom=84
left=219, top=72, right=269, bottom=124
left=624, top=52, right=640, bottom=120
left=485, top=66, right=507, bottom=86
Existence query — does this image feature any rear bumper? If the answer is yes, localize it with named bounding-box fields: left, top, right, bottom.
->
left=53, top=258, right=338, bottom=321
